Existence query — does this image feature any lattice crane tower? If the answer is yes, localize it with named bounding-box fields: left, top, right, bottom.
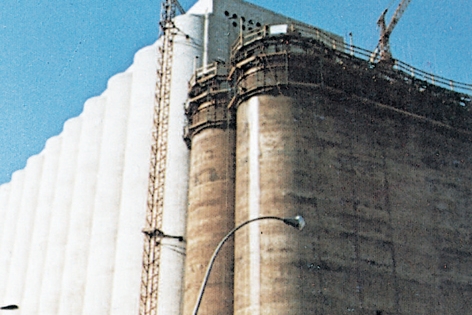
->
left=140, top=1, right=185, bottom=314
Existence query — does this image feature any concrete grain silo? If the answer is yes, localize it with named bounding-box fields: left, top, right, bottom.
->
left=39, top=117, right=82, bottom=314
left=224, top=24, right=472, bottom=314
left=57, top=97, right=104, bottom=315
left=182, top=63, right=236, bottom=315
left=1, top=0, right=471, bottom=314
left=4, top=155, right=43, bottom=308
left=1, top=1, right=314, bottom=313
left=21, top=136, right=62, bottom=314
left=0, top=41, right=158, bottom=315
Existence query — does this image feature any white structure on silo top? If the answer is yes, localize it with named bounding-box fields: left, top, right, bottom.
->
left=0, top=0, right=340, bottom=314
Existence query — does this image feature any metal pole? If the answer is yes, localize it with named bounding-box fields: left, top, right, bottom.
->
left=192, top=215, right=305, bottom=315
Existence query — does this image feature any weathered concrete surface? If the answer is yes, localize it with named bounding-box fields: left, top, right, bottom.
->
left=234, top=92, right=472, bottom=315
left=183, top=127, right=236, bottom=315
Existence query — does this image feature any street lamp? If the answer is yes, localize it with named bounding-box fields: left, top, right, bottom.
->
left=0, top=305, right=18, bottom=310
left=192, top=215, right=306, bottom=315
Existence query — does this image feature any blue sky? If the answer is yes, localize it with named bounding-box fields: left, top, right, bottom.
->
left=1, top=0, right=471, bottom=184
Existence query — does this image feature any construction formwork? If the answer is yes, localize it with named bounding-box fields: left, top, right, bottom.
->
left=184, top=23, right=472, bottom=315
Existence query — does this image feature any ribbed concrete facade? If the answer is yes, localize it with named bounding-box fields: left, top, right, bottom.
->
left=0, top=40, right=157, bottom=314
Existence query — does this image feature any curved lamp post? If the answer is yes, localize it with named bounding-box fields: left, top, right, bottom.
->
left=0, top=305, right=18, bottom=310
left=192, top=215, right=306, bottom=315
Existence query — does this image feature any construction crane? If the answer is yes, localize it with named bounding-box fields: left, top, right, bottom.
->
left=139, top=1, right=185, bottom=315
left=371, top=0, right=412, bottom=63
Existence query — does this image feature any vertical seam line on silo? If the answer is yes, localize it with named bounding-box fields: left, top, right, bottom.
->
left=248, top=98, right=261, bottom=315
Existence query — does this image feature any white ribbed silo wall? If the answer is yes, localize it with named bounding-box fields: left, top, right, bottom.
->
left=110, top=44, right=157, bottom=315
left=3, top=155, right=43, bottom=307
left=156, top=14, right=203, bottom=315
left=0, top=40, right=159, bottom=315
left=57, top=96, right=106, bottom=315
left=0, top=183, right=11, bottom=250
left=38, top=117, right=82, bottom=315
left=0, top=170, right=25, bottom=305
left=21, top=136, right=62, bottom=314
left=0, top=183, right=11, bottom=311
left=81, top=72, right=132, bottom=315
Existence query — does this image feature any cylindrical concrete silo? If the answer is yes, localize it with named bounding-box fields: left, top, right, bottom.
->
left=38, top=117, right=82, bottom=315
left=234, top=95, right=320, bottom=315
left=0, top=170, right=25, bottom=304
left=57, top=96, right=105, bottom=315
left=81, top=71, right=132, bottom=315
left=4, top=154, right=43, bottom=306
left=21, top=136, right=62, bottom=314
left=229, top=26, right=323, bottom=315
left=110, top=44, right=157, bottom=315
left=0, top=183, right=11, bottom=251
left=182, top=63, right=235, bottom=315
left=152, top=13, right=204, bottom=315
left=0, top=168, right=27, bottom=306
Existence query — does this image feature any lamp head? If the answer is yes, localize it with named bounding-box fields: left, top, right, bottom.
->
left=282, top=215, right=306, bottom=231
left=0, top=305, right=19, bottom=310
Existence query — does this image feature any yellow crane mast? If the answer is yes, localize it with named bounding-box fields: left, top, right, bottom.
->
left=139, top=1, right=185, bottom=315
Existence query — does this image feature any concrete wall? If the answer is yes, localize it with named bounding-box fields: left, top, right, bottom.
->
left=0, top=42, right=157, bottom=315
left=227, top=27, right=472, bottom=314
left=232, top=91, right=472, bottom=315
left=188, top=0, right=342, bottom=67
left=183, top=127, right=236, bottom=315
left=182, top=58, right=236, bottom=314
left=152, top=13, right=204, bottom=315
